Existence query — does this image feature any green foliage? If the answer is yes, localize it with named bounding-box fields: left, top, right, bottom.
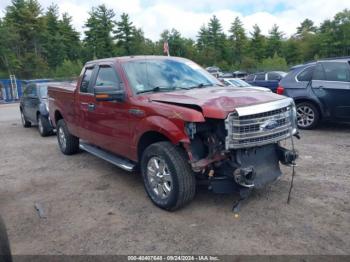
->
left=249, top=24, right=266, bottom=62
left=1, top=1, right=350, bottom=79
left=53, top=59, right=82, bottom=78
left=258, top=53, right=288, bottom=71
left=229, top=17, right=247, bottom=65
left=83, top=4, right=115, bottom=60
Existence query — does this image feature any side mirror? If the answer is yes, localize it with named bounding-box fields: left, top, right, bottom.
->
left=94, top=86, right=125, bottom=102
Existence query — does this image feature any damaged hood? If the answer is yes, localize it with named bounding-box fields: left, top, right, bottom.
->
left=147, top=87, right=286, bottom=119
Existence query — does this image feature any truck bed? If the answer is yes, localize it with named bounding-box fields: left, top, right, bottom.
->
left=48, top=82, right=77, bottom=131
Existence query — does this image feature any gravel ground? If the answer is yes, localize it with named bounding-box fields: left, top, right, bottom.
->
left=0, top=103, right=349, bottom=255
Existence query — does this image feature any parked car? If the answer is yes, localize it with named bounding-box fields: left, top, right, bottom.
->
left=278, top=57, right=350, bottom=129
left=49, top=56, right=298, bottom=211
left=245, top=71, right=287, bottom=92
left=206, top=66, right=222, bottom=78
left=20, top=82, right=57, bottom=136
left=220, top=78, right=271, bottom=92
left=232, top=70, right=248, bottom=79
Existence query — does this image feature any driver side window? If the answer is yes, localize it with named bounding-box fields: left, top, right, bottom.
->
left=95, top=66, right=121, bottom=90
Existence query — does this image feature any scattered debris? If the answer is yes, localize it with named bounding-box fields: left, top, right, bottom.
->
left=34, top=202, right=46, bottom=219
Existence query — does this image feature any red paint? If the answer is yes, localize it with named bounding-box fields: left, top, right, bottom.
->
left=48, top=56, right=285, bottom=162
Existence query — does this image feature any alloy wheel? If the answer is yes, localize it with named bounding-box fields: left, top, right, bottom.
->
left=297, top=105, right=315, bottom=128
left=146, top=156, right=173, bottom=199
left=58, top=127, right=67, bottom=151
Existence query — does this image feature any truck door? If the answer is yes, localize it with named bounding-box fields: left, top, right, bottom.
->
left=79, top=63, right=131, bottom=156
left=311, top=61, right=350, bottom=121
left=76, top=66, right=97, bottom=142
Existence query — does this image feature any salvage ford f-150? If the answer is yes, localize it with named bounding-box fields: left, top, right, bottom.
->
left=48, top=56, right=298, bottom=211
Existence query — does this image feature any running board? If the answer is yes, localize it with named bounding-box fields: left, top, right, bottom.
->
left=79, top=142, right=135, bottom=172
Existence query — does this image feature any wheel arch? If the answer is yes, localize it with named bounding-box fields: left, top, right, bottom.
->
left=54, top=110, right=63, bottom=125
left=137, top=131, right=171, bottom=162
left=294, top=98, right=323, bottom=119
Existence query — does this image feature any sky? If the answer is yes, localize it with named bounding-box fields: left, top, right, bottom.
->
left=1, top=0, right=349, bottom=40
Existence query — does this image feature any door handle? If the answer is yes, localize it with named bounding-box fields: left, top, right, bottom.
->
left=88, top=103, right=96, bottom=111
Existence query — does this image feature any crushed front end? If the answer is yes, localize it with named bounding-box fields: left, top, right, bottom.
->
left=184, top=98, right=298, bottom=195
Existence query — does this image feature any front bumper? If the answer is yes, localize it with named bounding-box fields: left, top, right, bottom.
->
left=209, top=143, right=297, bottom=193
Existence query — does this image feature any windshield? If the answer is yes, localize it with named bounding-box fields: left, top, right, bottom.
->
left=228, top=79, right=251, bottom=87
left=38, top=84, right=48, bottom=98
left=122, top=58, right=221, bottom=94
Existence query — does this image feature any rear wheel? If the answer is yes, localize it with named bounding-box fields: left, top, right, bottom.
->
left=296, top=102, right=320, bottom=129
left=141, top=142, right=196, bottom=211
left=20, top=110, right=31, bottom=128
left=37, top=114, right=52, bottom=137
left=56, top=119, right=79, bottom=155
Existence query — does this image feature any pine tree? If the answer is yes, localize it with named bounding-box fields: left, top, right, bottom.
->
left=84, top=4, right=115, bottom=60
left=249, top=24, right=266, bottom=62
left=59, top=13, right=81, bottom=61
left=229, top=17, right=247, bottom=65
left=266, top=24, right=284, bottom=58
left=114, top=13, right=135, bottom=55
left=3, top=0, right=47, bottom=77
left=207, top=15, right=226, bottom=63
left=44, top=4, right=65, bottom=69
left=297, top=19, right=317, bottom=35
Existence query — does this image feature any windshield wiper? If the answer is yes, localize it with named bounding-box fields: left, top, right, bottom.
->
left=136, top=86, right=176, bottom=94
left=188, top=83, right=214, bottom=89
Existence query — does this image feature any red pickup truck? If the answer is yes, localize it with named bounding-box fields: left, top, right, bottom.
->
left=48, top=56, right=298, bottom=211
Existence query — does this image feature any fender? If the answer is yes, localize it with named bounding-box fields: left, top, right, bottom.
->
left=133, top=115, right=190, bottom=147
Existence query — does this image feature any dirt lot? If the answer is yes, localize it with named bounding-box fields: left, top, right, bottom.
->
left=0, top=103, right=349, bottom=255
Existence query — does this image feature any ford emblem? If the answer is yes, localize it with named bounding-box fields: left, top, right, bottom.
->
left=260, top=120, right=279, bottom=131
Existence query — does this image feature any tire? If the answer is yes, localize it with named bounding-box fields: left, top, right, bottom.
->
left=37, top=114, right=52, bottom=137
left=141, top=141, right=196, bottom=211
left=20, top=110, right=31, bottom=128
left=56, top=119, right=79, bottom=155
left=296, top=102, right=320, bottom=130
left=0, top=216, right=12, bottom=262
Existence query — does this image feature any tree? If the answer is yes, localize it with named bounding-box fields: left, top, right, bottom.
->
left=0, top=18, right=21, bottom=76
left=2, top=0, right=48, bottom=77
left=114, top=13, right=135, bottom=55
left=297, top=19, right=317, bottom=35
left=229, top=17, right=247, bottom=65
left=84, top=4, right=115, bottom=60
left=59, top=13, right=81, bottom=61
left=43, top=4, right=65, bottom=69
left=258, top=53, right=288, bottom=71
left=249, top=24, right=266, bottom=62
left=332, top=9, right=350, bottom=56
left=207, top=15, right=226, bottom=63
left=266, top=24, right=284, bottom=57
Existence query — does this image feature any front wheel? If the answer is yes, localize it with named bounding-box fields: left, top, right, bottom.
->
left=56, top=119, right=79, bottom=155
left=141, top=142, right=196, bottom=211
left=20, top=110, right=31, bottom=128
left=37, top=114, right=52, bottom=137
left=296, top=102, right=320, bottom=129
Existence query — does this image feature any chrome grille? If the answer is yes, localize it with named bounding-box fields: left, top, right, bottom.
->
left=225, top=99, right=296, bottom=149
